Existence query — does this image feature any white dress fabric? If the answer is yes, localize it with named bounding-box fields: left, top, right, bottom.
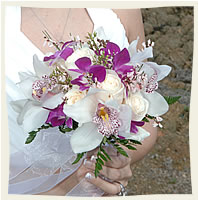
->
left=5, top=6, right=129, bottom=196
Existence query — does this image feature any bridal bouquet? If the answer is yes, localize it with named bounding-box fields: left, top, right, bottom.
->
left=10, top=27, right=179, bottom=177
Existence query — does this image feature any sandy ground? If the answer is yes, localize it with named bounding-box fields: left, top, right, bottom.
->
left=126, top=7, right=193, bottom=195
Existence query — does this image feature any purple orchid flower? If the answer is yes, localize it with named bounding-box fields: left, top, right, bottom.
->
left=130, top=120, right=145, bottom=134
left=118, top=135, right=126, bottom=140
left=97, top=41, right=120, bottom=57
left=71, top=75, right=90, bottom=91
left=113, top=48, right=134, bottom=74
left=69, top=57, right=106, bottom=90
left=65, top=117, right=73, bottom=129
left=44, top=102, right=73, bottom=128
left=43, top=41, right=74, bottom=66
left=110, top=48, right=135, bottom=97
left=118, top=121, right=145, bottom=139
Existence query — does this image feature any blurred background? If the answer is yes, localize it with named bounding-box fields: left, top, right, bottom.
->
left=127, top=7, right=193, bottom=195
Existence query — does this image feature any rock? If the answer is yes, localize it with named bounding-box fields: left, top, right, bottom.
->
left=144, top=22, right=153, bottom=35
left=167, top=14, right=180, bottom=26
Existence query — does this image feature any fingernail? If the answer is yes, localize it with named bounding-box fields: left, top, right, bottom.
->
left=90, top=155, right=97, bottom=162
left=83, top=159, right=93, bottom=168
left=85, top=172, right=94, bottom=180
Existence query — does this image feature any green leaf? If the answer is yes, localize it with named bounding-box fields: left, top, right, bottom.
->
left=101, top=148, right=111, bottom=161
left=94, top=168, right=100, bottom=177
left=113, top=144, right=129, bottom=157
left=40, top=124, right=52, bottom=129
left=164, top=96, right=181, bottom=105
left=59, top=126, right=73, bottom=133
left=25, top=133, right=36, bottom=144
left=147, top=114, right=154, bottom=119
left=102, top=136, right=107, bottom=144
left=72, top=153, right=85, bottom=165
left=96, top=162, right=103, bottom=170
left=129, top=139, right=142, bottom=145
left=142, top=117, right=149, bottom=122
left=99, top=153, right=108, bottom=162
left=118, top=139, right=128, bottom=145
left=28, top=131, right=37, bottom=136
left=73, top=120, right=78, bottom=130
left=97, top=158, right=104, bottom=165
left=126, top=145, right=137, bottom=150
left=117, top=148, right=129, bottom=157
left=25, top=123, right=54, bottom=144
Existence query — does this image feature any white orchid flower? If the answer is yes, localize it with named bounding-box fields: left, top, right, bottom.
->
left=128, top=36, right=171, bottom=80
left=123, top=37, right=172, bottom=118
left=10, top=55, right=64, bottom=133
left=63, top=89, right=150, bottom=154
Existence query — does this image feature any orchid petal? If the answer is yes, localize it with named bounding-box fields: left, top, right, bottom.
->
left=33, top=54, right=53, bottom=78
left=43, top=52, right=58, bottom=62
left=71, top=75, right=84, bottom=84
left=91, top=90, right=110, bottom=103
left=145, top=62, right=172, bottom=81
left=67, top=70, right=80, bottom=79
left=42, top=93, right=64, bottom=109
left=130, top=121, right=145, bottom=134
left=16, top=100, right=40, bottom=125
left=66, top=118, right=73, bottom=128
left=10, top=99, right=28, bottom=114
left=142, top=91, right=169, bottom=117
left=119, top=127, right=150, bottom=142
left=106, top=42, right=120, bottom=55
left=64, top=90, right=110, bottom=124
left=50, top=118, right=65, bottom=127
left=75, top=57, right=91, bottom=72
left=118, top=104, right=132, bottom=133
left=128, top=36, right=139, bottom=57
left=63, top=94, right=98, bottom=124
left=71, top=76, right=90, bottom=90
left=23, top=105, right=49, bottom=133
left=130, top=123, right=138, bottom=133
left=89, top=65, right=106, bottom=82
left=131, top=46, right=153, bottom=63
left=60, top=47, right=74, bottom=61
left=17, top=76, right=37, bottom=100
left=116, top=65, right=134, bottom=74
left=69, top=69, right=82, bottom=74
left=131, top=127, right=150, bottom=141
left=87, top=87, right=104, bottom=95
left=70, top=122, right=103, bottom=153
left=18, top=71, right=35, bottom=81
left=132, top=121, right=145, bottom=127
left=61, top=40, right=74, bottom=50
left=140, top=62, right=155, bottom=79
left=105, top=100, right=132, bottom=133
left=113, top=48, right=130, bottom=69
left=79, top=85, right=90, bottom=91
left=45, top=103, right=66, bottom=126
